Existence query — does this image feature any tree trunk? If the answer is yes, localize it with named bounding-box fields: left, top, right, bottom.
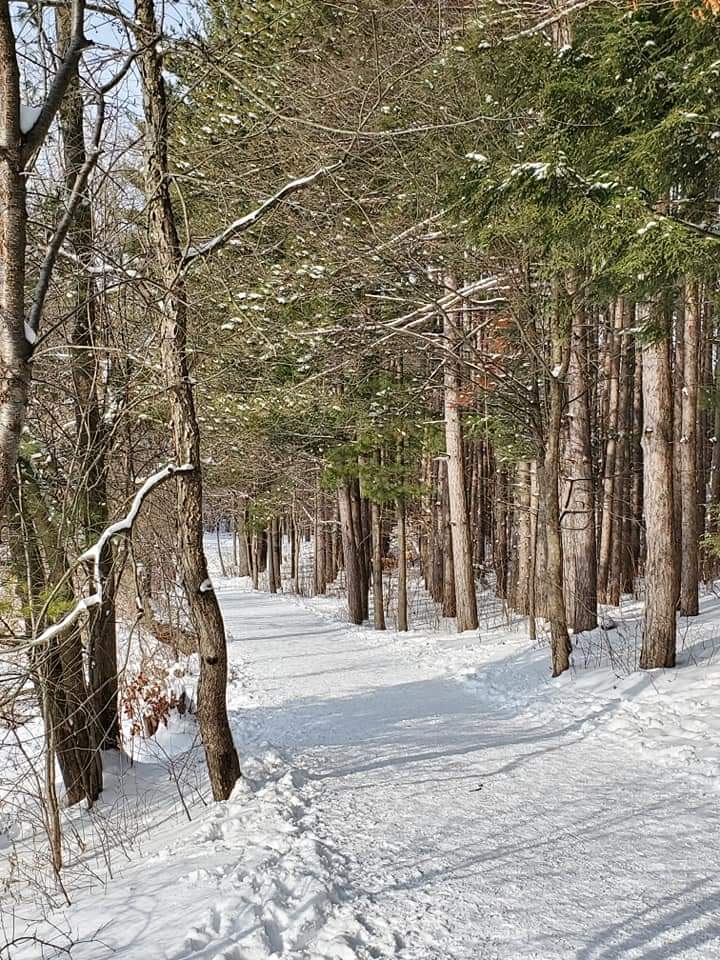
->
left=680, top=280, right=700, bottom=616
left=430, top=458, right=444, bottom=603
left=493, top=468, right=509, bottom=600
left=639, top=304, right=676, bottom=669
left=627, top=346, right=644, bottom=592
left=511, top=461, right=532, bottom=615
left=371, top=501, right=386, bottom=630
left=251, top=532, right=260, bottom=590
left=397, top=498, right=408, bottom=631
left=0, top=10, right=31, bottom=516
left=216, top=522, right=228, bottom=577
left=440, top=460, right=456, bottom=618
left=136, top=0, right=240, bottom=800
left=561, top=282, right=598, bottom=631
left=543, top=286, right=571, bottom=676
left=237, top=508, right=251, bottom=577
left=267, top=520, right=278, bottom=593
left=56, top=3, right=119, bottom=750
left=606, top=312, right=633, bottom=607
left=338, top=482, right=364, bottom=624
left=349, top=478, right=369, bottom=619
left=597, top=301, right=623, bottom=603
left=444, top=278, right=478, bottom=632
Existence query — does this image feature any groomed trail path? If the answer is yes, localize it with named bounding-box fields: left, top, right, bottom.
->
left=10, top=581, right=720, bottom=960
left=216, top=585, right=720, bottom=960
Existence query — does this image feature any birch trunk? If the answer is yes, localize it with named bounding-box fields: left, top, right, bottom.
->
left=0, top=9, right=31, bottom=515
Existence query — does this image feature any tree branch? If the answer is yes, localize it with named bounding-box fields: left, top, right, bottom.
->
left=22, top=0, right=90, bottom=161
left=26, top=97, right=105, bottom=341
left=499, top=0, right=611, bottom=42
left=180, top=161, right=343, bottom=269
left=29, top=464, right=194, bottom=649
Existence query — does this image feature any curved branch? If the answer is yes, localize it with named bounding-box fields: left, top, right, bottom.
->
left=180, top=161, right=343, bottom=269
left=28, top=463, right=194, bottom=649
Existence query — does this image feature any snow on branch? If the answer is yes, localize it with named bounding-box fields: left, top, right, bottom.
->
left=31, top=463, right=194, bottom=649
left=21, top=0, right=90, bottom=160
left=499, top=0, right=607, bottom=42
left=385, top=277, right=502, bottom=331
left=181, top=161, right=342, bottom=268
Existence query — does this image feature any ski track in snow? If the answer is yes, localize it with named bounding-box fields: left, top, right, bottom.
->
left=5, top=579, right=720, bottom=959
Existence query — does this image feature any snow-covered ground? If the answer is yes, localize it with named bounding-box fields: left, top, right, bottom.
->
left=3, top=569, right=720, bottom=958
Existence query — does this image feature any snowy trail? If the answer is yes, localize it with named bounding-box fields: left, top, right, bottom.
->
left=218, top=586, right=720, bottom=960
left=7, top=583, right=720, bottom=959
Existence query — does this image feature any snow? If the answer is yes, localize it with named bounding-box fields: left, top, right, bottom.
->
left=23, top=322, right=37, bottom=346
left=5, top=563, right=720, bottom=957
left=19, top=104, right=42, bottom=134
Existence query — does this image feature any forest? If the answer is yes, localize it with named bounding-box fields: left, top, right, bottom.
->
left=2, top=0, right=720, bottom=957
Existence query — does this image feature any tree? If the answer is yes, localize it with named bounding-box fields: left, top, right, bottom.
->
left=135, top=0, right=241, bottom=800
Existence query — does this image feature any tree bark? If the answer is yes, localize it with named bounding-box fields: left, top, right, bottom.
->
left=627, top=346, right=644, bottom=591
left=440, top=460, right=457, bottom=618
left=597, top=301, right=623, bottom=603
left=135, top=0, right=240, bottom=800
left=338, top=482, right=364, bottom=624
left=543, top=285, right=571, bottom=676
left=493, top=468, right=509, bottom=600
left=0, top=7, right=31, bottom=517
left=371, top=501, right=386, bottom=630
left=0, top=1, right=90, bottom=514
left=511, top=461, right=532, bottom=615
left=443, top=278, right=478, bottom=632
left=397, top=498, right=408, bottom=631
left=606, top=313, right=633, bottom=607
left=560, top=283, right=598, bottom=631
left=639, top=304, right=676, bottom=669
left=680, top=280, right=700, bottom=616
left=267, top=519, right=278, bottom=593
left=56, top=3, right=119, bottom=749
